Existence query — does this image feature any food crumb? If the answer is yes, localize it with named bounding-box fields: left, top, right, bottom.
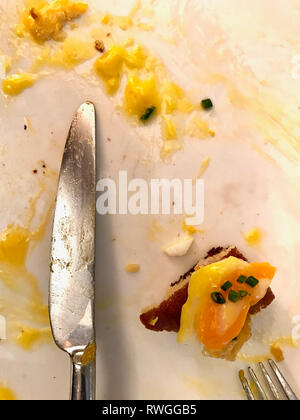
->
left=95, top=40, right=105, bottom=53
left=125, top=263, right=140, bottom=273
left=270, top=344, right=284, bottom=362
left=149, top=317, right=158, bottom=326
left=30, top=8, right=39, bottom=20
left=243, top=228, right=263, bottom=247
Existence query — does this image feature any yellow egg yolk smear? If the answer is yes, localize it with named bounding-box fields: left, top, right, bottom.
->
left=178, top=257, right=276, bottom=351
left=0, top=384, right=15, bottom=400
left=2, top=73, right=36, bottom=95
left=24, top=0, right=88, bottom=42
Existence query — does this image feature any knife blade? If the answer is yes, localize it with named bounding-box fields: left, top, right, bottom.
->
left=49, top=102, right=96, bottom=400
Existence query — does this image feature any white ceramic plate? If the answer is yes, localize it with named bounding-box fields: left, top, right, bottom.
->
left=0, top=0, right=300, bottom=400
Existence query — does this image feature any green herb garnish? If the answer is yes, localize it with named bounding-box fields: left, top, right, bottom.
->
left=221, top=281, right=232, bottom=292
left=211, top=292, right=226, bottom=304
left=228, top=290, right=240, bottom=303
left=246, top=276, right=259, bottom=288
left=201, top=98, right=213, bottom=110
left=239, top=290, right=248, bottom=298
left=140, top=106, right=156, bottom=122
left=237, top=275, right=247, bottom=284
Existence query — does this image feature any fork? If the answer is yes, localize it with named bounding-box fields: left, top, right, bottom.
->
left=239, top=359, right=299, bottom=400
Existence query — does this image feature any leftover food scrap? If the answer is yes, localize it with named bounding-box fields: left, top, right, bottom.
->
left=140, top=246, right=276, bottom=361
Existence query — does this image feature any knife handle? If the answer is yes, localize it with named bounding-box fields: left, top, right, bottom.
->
left=70, top=352, right=96, bottom=400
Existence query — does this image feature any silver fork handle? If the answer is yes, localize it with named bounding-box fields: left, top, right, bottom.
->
left=70, top=354, right=96, bottom=400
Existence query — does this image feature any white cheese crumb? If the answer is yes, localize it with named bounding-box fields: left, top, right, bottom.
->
left=163, top=236, right=194, bottom=257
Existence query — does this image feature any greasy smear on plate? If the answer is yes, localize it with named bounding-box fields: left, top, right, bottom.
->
left=0, top=184, right=55, bottom=350
left=32, top=34, right=96, bottom=70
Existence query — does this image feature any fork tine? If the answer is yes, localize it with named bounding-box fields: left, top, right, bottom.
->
left=239, top=370, right=256, bottom=400
left=268, top=359, right=299, bottom=401
left=248, top=367, right=268, bottom=400
left=258, top=362, right=282, bottom=400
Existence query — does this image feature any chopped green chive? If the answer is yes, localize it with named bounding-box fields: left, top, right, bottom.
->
left=211, top=292, right=226, bottom=304
left=246, top=276, right=259, bottom=288
left=237, top=275, right=247, bottom=284
left=201, top=98, right=213, bottom=110
left=228, top=290, right=240, bottom=303
left=140, top=106, right=156, bottom=122
left=221, top=281, right=232, bottom=292
left=239, top=290, right=248, bottom=298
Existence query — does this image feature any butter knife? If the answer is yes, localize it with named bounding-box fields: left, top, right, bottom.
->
left=49, top=102, right=96, bottom=400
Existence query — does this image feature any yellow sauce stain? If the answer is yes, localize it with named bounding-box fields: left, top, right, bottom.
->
left=33, top=34, right=95, bottom=70
left=125, top=263, right=140, bottom=273
left=0, top=181, right=56, bottom=350
left=0, top=383, right=16, bottom=400
left=184, top=375, right=222, bottom=398
left=81, top=342, right=96, bottom=365
left=16, top=325, right=51, bottom=350
left=22, top=0, right=88, bottom=43
left=243, top=228, right=263, bottom=247
left=2, top=73, right=36, bottom=95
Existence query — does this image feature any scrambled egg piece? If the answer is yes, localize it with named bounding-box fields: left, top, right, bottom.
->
left=125, top=76, right=160, bottom=117
left=94, top=44, right=146, bottom=94
left=2, top=73, right=36, bottom=95
left=178, top=257, right=276, bottom=351
left=24, top=0, right=88, bottom=42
